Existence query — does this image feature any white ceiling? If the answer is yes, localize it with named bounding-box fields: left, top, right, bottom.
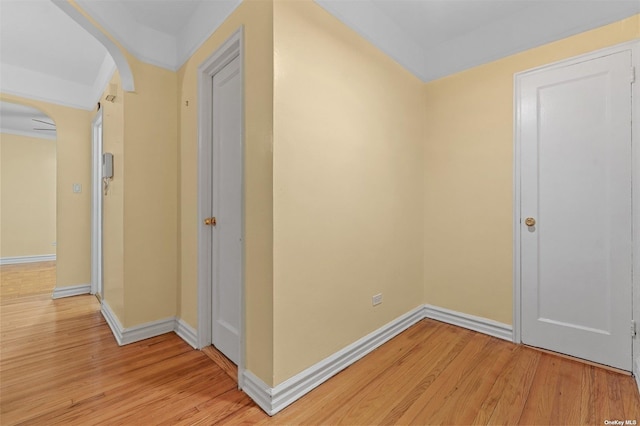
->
left=0, top=0, right=638, bottom=114
left=75, top=0, right=242, bottom=70
left=0, top=101, right=57, bottom=140
left=0, top=0, right=115, bottom=110
left=120, top=0, right=202, bottom=34
left=315, top=0, right=640, bottom=82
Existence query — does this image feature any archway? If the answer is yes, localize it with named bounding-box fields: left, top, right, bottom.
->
left=0, top=101, right=58, bottom=297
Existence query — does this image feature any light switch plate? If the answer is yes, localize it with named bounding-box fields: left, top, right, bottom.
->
left=372, top=293, right=383, bottom=306
left=73, top=183, right=82, bottom=193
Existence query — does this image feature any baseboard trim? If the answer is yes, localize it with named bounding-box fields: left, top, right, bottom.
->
left=0, top=254, right=56, bottom=265
left=423, top=304, right=513, bottom=341
left=100, top=301, right=176, bottom=346
left=52, top=284, right=91, bottom=299
left=242, top=371, right=274, bottom=415
left=98, top=302, right=513, bottom=415
left=175, top=318, right=198, bottom=349
left=101, top=301, right=125, bottom=345
left=242, top=305, right=425, bottom=416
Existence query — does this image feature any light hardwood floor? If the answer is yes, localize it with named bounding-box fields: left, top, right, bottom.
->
left=0, top=261, right=55, bottom=299
left=1, top=262, right=639, bottom=425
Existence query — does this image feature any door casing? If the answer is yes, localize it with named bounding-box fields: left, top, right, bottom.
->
left=513, top=40, right=639, bottom=373
left=91, top=109, right=103, bottom=298
left=197, top=27, right=245, bottom=388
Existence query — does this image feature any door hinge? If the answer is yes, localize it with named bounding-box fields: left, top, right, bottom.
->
left=632, top=66, right=636, bottom=84
left=633, top=320, right=637, bottom=337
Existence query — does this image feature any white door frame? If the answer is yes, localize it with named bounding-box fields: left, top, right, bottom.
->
left=513, top=40, right=639, bottom=359
left=197, top=27, right=245, bottom=387
left=91, top=109, right=103, bottom=298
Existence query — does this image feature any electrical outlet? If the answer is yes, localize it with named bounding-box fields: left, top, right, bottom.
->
left=372, top=293, right=383, bottom=306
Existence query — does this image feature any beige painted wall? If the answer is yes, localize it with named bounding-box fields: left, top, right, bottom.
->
left=423, top=15, right=639, bottom=325
left=101, top=72, right=125, bottom=320
left=272, top=0, right=425, bottom=384
left=121, top=58, right=178, bottom=327
left=0, top=95, right=92, bottom=288
left=0, top=133, right=56, bottom=258
left=64, top=2, right=178, bottom=328
left=177, top=0, right=275, bottom=384
left=23, top=0, right=633, bottom=390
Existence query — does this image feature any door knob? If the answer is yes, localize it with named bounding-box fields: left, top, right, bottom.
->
left=524, top=217, right=536, bottom=227
left=204, top=217, right=217, bottom=226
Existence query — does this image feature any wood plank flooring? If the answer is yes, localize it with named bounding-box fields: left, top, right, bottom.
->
left=1, top=262, right=639, bottom=425
left=0, top=261, right=55, bottom=299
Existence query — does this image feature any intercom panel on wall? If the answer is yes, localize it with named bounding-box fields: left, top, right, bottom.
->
left=103, top=153, right=113, bottom=179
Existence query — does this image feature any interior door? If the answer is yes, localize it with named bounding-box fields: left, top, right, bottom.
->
left=520, top=50, right=633, bottom=370
left=210, top=54, right=242, bottom=365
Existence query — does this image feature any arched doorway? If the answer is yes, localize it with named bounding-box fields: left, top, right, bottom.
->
left=0, top=101, right=57, bottom=297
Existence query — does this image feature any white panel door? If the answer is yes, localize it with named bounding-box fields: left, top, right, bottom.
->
left=520, top=50, right=633, bottom=370
left=211, top=55, right=242, bottom=365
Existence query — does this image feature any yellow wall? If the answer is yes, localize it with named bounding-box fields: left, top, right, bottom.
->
left=15, top=0, right=633, bottom=390
left=121, top=59, right=178, bottom=327
left=272, top=0, right=425, bottom=384
left=0, top=95, right=92, bottom=288
left=423, top=15, right=639, bottom=324
left=64, top=1, right=178, bottom=327
left=177, top=0, right=274, bottom=383
left=101, top=72, right=125, bottom=320
left=0, top=133, right=56, bottom=257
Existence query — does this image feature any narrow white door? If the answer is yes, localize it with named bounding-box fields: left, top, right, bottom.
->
left=210, top=55, right=242, bottom=364
left=520, top=50, right=633, bottom=370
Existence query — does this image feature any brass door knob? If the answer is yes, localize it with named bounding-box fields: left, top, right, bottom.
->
left=524, top=217, right=536, bottom=227
left=204, top=217, right=217, bottom=226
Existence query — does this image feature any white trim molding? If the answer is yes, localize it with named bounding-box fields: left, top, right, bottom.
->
left=101, top=301, right=124, bottom=344
left=101, top=301, right=176, bottom=346
left=242, top=305, right=425, bottom=416
left=97, top=302, right=513, bottom=414
left=100, top=307, right=199, bottom=349
left=242, top=371, right=274, bottom=415
left=0, top=254, right=56, bottom=265
left=514, top=40, right=639, bottom=373
left=197, top=27, right=246, bottom=386
left=52, top=283, right=91, bottom=299
left=423, top=304, right=513, bottom=342
left=632, top=39, right=640, bottom=389
left=90, top=110, right=103, bottom=297
left=175, top=319, right=198, bottom=349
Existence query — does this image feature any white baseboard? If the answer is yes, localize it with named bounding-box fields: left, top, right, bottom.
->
left=100, top=304, right=197, bottom=349
left=101, top=301, right=176, bottom=346
left=0, top=254, right=56, bottom=265
left=423, top=304, right=513, bottom=341
left=242, top=305, right=425, bottom=416
left=175, top=318, right=198, bottom=349
left=52, top=284, right=91, bottom=299
left=97, top=301, right=513, bottom=416
left=242, top=371, right=274, bottom=414
left=101, top=301, right=124, bottom=344
left=242, top=303, right=514, bottom=415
